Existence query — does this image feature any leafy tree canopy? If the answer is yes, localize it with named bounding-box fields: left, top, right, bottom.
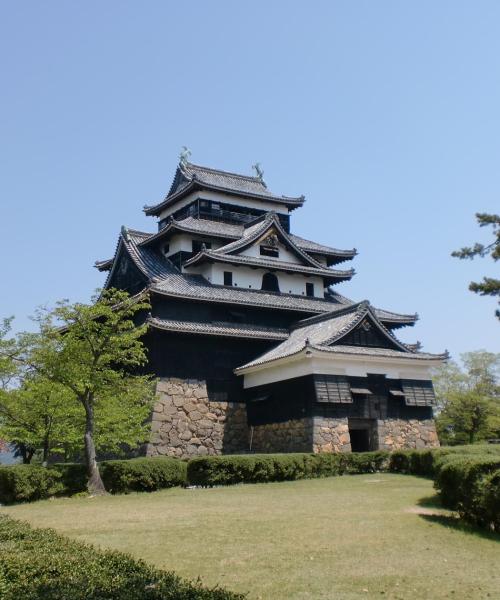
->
left=433, top=350, right=500, bottom=445
left=0, top=290, right=155, bottom=491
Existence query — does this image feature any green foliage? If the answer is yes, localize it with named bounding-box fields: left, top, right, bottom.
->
left=52, top=463, right=88, bottom=495
left=0, top=464, right=64, bottom=504
left=0, top=378, right=82, bottom=464
left=101, top=457, right=187, bottom=494
left=25, top=289, right=155, bottom=493
left=187, top=451, right=389, bottom=487
left=0, top=457, right=188, bottom=503
left=0, top=515, right=243, bottom=600
left=452, top=212, right=500, bottom=320
left=434, top=456, right=500, bottom=530
left=433, top=351, right=500, bottom=444
left=388, top=445, right=500, bottom=530
left=437, top=391, right=493, bottom=444
left=0, top=317, right=19, bottom=390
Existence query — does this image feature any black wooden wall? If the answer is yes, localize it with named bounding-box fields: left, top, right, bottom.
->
left=245, top=374, right=433, bottom=425
left=144, top=329, right=275, bottom=403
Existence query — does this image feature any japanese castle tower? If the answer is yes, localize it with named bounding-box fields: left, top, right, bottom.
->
left=96, top=154, right=446, bottom=457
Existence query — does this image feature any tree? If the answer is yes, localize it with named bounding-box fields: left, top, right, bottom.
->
left=433, top=350, right=500, bottom=444
left=0, top=377, right=81, bottom=464
left=437, top=391, right=492, bottom=445
left=29, top=289, right=155, bottom=495
left=0, top=317, right=19, bottom=391
left=452, top=213, right=500, bottom=320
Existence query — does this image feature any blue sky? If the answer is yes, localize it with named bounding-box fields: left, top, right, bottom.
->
left=0, top=1, right=498, bottom=359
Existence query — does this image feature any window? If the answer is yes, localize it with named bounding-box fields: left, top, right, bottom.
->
left=261, top=272, right=280, bottom=292
left=306, top=282, right=315, bottom=297
left=224, top=271, right=233, bottom=286
left=162, top=243, right=170, bottom=255
left=192, top=240, right=212, bottom=254
left=260, top=245, right=279, bottom=258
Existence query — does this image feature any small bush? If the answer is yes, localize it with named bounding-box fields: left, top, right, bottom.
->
left=0, top=515, right=243, bottom=600
left=0, top=464, right=63, bottom=504
left=434, top=455, right=500, bottom=507
left=101, top=457, right=187, bottom=494
left=52, top=463, right=87, bottom=495
left=343, top=451, right=389, bottom=474
left=480, top=468, right=500, bottom=531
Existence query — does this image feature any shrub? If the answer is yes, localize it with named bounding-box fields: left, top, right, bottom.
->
left=187, top=451, right=389, bottom=487
left=101, top=457, right=187, bottom=494
left=0, top=515, right=243, bottom=600
left=52, top=463, right=87, bottom=495
left=480, top=468, right=500, bottom=531
left=434, top=455, right=500, bottom=508
left=343, top=451, right=389, bottom=474
left=0, top=464, right=63, bottom=504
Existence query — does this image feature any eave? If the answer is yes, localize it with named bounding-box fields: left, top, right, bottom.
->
left=143, top=179, right=305, bottom=217
left=147, top=316, right=289, bottom=341
left=235, top=344, right=448, bottom=376
left=183, top=250, right=355, bottom=283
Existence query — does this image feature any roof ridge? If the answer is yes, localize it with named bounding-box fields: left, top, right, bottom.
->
left=291, top=301, right=367, bottom=330
left=182, top=161, right=266, bottom=186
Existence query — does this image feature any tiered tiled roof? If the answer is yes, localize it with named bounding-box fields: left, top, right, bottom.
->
left=139, top=216, right=356, bottom=264
left=236, top=302, right=447, bottom=372
left=144, top=161, right=305, bottom=216
left=184, top=249, right=354, bottom=282
left=96, top=226, right=416, bottom=325
left=147, top=317, right=289, bottom=340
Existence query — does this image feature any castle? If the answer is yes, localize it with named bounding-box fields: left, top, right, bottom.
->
left=96, top=155, right=445, bottom=457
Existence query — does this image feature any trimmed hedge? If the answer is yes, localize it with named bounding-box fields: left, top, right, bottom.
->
left=187, top=451, right=389, bottom=486
left=0, top=465, right=64, bottom=504
left=388, top=445, right=500, bottom=531
left=0, top=515, right=243, bottom=600
left=434, top=456, right=500, bottom=530
left=52, top=463, right=87, bottom=495
left=388, top=444, right=500, bottom=477
left=0, top=458, right=187, bottom=504
left=101, top=457, right=187, bottom=494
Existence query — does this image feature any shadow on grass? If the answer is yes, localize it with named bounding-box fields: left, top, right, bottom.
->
left=416, top=494, right=443, bottom=509
left=419, top=513, right=500, bottom=542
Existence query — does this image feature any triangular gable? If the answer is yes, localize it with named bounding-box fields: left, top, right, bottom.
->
left=104, top=239, right=148, bottom=293
left=167, top=165, right=191, bottom=197
left=217, top=214, right=326, bottom=269
left=328, top=308, right=409, bottom=352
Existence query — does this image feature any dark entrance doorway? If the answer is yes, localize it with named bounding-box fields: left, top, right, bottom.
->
left=348, top=418, right=377, bottom=452
left=349, top=428, right=371, bottom=452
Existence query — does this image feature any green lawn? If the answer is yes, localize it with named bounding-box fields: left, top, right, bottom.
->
left=2, top=474, right=499, bottom=600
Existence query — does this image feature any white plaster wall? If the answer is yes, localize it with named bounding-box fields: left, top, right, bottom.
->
left=164, top=234, right=224, bottom=256
left=241, top=350, right=439, bottom=388
left=158, top=190, right=290, bottom=222
left=185, top=263, right=325, bottom=297
left=241, top=240, right=300, bottom=264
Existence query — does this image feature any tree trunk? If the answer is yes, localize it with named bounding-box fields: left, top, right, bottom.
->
left=82, top=396, right=107, bottom=495
left=19, top=444, right=34, bottom=464
left=42, top=416, right=51, bottom=467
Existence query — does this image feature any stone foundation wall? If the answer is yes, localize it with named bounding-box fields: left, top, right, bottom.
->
left=376, top=419, right=440, bottom=450
left=146, top=378, right=249, bottom=458
left=250, top=418, right=313, bottom=453
left=312, top=417, right=352, bottom=453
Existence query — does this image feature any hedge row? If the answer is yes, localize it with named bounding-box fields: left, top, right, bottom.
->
left=0, top=457, right=187, bottom=504
left=0, top=452, right=389, bottom=504
left=187, top=451, right=389, bottom=486
left=2, top=447, right=500, bottom=532
left=388, top=445, right=500, bottom=531
left=0, top=515, right=243, bottom=600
